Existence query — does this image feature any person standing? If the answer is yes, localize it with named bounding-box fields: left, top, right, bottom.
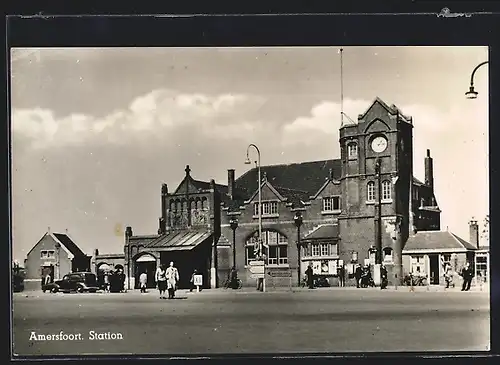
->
left=166, top=261, right=180, bottom=299
left=139, top=271, right=148, bottom=293
left=460, top=261, right=474, bottom=291
left=444, top=264, right=453, bottom=289
left=338, top=265, right=346, bottom=287
left=190, top=269, right=198, bottom=292
left=380, top=264, right=388, bottom=290
left=155, top=264, right=167, bottom=299
left=305, top=263, right=314, bottom=289
left=354, top=265, right=362, bottom=288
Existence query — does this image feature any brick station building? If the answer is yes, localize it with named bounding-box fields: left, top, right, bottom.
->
left=124, top=97, right=441, bottom=288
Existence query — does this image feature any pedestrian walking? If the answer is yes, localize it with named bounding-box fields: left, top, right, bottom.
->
left=166, top=261, right=180, bottom=299
left=139, top=271, right=148, bottom=293
left=444, top=264, right=453, bottom=289
left=104, top=273, right=110, bottom=293
left=460, top=261, right=474, bottom=291
left=380, top=264, right=388, bottom=290
left=190, top=269, right=198, bottom=292
left=155, top=264, right=168, bottom=299
left=354, top=264, right=362, bottom=288
left=338, top=265, right=346, bottom=287
left=305, top=263, right=314, bottom=289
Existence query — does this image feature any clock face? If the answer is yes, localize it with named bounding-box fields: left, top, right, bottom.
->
left=371, top=136, right=388, bottom=153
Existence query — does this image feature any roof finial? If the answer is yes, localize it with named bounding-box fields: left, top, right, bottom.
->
left=65, top=228, right=68, bottom=234
left=262, top=171, right=267, bottom=182
left=185, top=165, right=191, bottom=176
left=47, top=226, right=51, bottom=234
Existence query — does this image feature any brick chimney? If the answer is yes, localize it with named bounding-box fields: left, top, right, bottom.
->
left=425, top=149, right=434, bottom=190
left=228, top=169, right=235, bottom=200
left=125, top=226, right=133, bottom=238
left=469, top=219, right=479, bottom=249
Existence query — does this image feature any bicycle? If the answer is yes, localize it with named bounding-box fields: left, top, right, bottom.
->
left=223, top=278, right=243, bottom=289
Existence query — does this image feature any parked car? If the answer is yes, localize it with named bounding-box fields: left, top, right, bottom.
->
left=42, top=272, right=99, bottom=293
left=12, top=267, right=25, bottom=292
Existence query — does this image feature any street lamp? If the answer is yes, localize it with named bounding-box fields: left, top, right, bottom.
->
left=374, top=158, right=383, bottom=286
left=54, top=242, right=61, bottom=280
left=294, top=212, right=303, bottom=287
left=245, top=143, right=265, bottom=291
left=229, top=218, right=239, bottom=269
left=465, top=61, right=488, bottom=99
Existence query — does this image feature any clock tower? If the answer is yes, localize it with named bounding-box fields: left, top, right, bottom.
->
left=338, top=97, right=413, bottom=285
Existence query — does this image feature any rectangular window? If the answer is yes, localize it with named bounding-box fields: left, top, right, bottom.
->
left=279, top=246, right=288, bottom=265
left=329, top=243, right=338, bottom=256
left=312, top=244, right=320, bottom=257
left=382, top=181, right=392, bottom=200
left=40, top=250, right=47, bottom=259
left=246, top=246, right=256, bottom=266
left=254, top=202, right=279, bottom=216
left=47, top=250, right=55, bottom=258
left=323, top=196, right=340, bottom=212
left=320, top=243, right=329, bottom=256
left=303, top=243, right=311, bottom=257
left=348, top=143, right=358, bottom=158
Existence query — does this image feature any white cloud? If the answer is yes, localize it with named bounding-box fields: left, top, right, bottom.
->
left=11, top=89, right=259, bottom=149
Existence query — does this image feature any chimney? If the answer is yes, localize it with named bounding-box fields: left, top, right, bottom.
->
left=469, top=219, right=479, bottom=249
left=425, top=149, right=434, bottom=190
left=125, top=226, right=133, bottom=238
left=94, top=249, right=99, bottom=257
left=228, top=169, right=235, bottom=200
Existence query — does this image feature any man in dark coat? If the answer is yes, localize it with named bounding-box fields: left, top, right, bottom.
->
left=354, top=265, right=362, bottom=288
left=380, top=264, right=388, bottom=289
left=305, top=264, right=314, bottom=289
left=461, top=262, right=474, bottom=291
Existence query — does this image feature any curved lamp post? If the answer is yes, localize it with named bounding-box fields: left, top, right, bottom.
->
left=245, top=143, right=265, bottom=291
left=229, top=218, right=239, bottom=269
left=294, top=212, right=304, bottom=287
left=465, top=61, right=488, bottom=99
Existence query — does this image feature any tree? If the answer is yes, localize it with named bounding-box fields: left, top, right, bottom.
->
left=480, top=215, right=489, bottom=246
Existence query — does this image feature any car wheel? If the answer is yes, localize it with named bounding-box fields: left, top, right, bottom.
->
left=76, top=286, right=84, bottom=293
left=51, top=287, right=58, bottom=293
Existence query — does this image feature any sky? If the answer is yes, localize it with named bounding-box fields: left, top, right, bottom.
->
left=10, top=46, right=489, bottom=263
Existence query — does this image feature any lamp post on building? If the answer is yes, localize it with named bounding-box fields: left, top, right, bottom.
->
left=54, top=242, right=61, bottom=280
left=465, top=61, right=488, bottom=99
left=294, top=212, right=303, bottom=287
left=229, top=218, right=239, bottom=268
left=245, top=143, right=265, bottom=291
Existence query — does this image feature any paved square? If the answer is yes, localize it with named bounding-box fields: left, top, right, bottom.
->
left=12, top=288, right=490, bottom=356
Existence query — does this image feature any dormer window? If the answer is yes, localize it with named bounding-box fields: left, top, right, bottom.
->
left=347, top=142, right=358, bottom=159
left=322, top=196, right=341, bottom=213
left=254, top=201, right=279, bottom=216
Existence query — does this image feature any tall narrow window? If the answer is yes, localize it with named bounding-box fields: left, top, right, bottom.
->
left=382, top=180, right=392, bottom=200
left=347, top=143, right=358, bottom=159
left=367, top=181, right=375, bottom=202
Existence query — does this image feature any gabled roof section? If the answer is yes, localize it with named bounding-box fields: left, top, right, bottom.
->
left=173, top=175, right=228, bottom=195
left=358, top=97, right=412, bottom=124
left=245, top=180, right=287, bottom=203
left=145, top=229, right=212, bottom=251
left=311, top=178, right=341, bottom=200
left=235, top=159, right=342, bottom=201
left=52, top=233, right=87, bottom=257
left=403, top=231, right=477, bottom=252
left=303, top=224, right=339, bottom=241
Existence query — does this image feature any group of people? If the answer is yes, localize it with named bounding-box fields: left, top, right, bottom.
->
left=354, top=264, right=388, bottom=289
left=100, top=268, right=126, bottom=293
left=154, top=261, right=180, bottom=299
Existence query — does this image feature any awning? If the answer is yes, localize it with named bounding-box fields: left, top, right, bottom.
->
left=145, top=230, right=213, bottom=252
left=136, top=254, right=156, bottom=262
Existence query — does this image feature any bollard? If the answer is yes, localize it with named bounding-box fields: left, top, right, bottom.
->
left=196, top=285, right=200, bottom=293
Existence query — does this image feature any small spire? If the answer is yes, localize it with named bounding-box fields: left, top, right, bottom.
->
left=185, top=165, right=191, bottom=176
left=65, top=228, right=68, bottom=234
left=47, top=226, right=51, bottom=234
left=262, top=172, right=267, bottom=182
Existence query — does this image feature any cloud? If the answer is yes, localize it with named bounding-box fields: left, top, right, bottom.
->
left=11, top=89, right=265, bottom=149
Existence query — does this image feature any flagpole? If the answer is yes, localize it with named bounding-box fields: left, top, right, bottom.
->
left=340, top=47, right=344, bottom=127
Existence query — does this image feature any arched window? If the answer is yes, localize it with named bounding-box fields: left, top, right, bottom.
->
left=367, top=181, right=375, bottom=202
left=201, top=198, right=207, bottom=210
left=382, top=180, right=392, bottom=200
left=245, top=230, right=288, bottom=266
left=347, top=142, right=358, bottom=159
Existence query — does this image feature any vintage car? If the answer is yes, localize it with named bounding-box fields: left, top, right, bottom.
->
left=42, top=272, right=99, bottom=293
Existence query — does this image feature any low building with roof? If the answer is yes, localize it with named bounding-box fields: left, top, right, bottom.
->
left=24, top=228, right=91, bottom=282
left=402, top=219, right=483, bottom=286
left=123, top=97, right=443, bottom=288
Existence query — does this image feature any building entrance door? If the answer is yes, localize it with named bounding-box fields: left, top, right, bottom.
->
left=428, top=254, right=440, bottom=285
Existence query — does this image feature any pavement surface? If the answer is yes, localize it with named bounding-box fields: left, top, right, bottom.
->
left=12, top=287, right=490, bottom=356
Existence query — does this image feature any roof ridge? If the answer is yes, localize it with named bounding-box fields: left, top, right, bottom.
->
left=273, top=185, right=310, bottom=193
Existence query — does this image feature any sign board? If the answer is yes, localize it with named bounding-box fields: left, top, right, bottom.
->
left=249, top=260, right=265, bottom=266
left=268, top=270, right=292, bottom=278
left=249, top=265, right=265, bottom=275
left=364, top=258, right=371, bottom=266
left=250, top=273, right=265, bottom=279
left=328, top=260, right=337, bottom=275
left=193, top=274, right=203, bottom=286
left=312, top=261, right=321, bottom=275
